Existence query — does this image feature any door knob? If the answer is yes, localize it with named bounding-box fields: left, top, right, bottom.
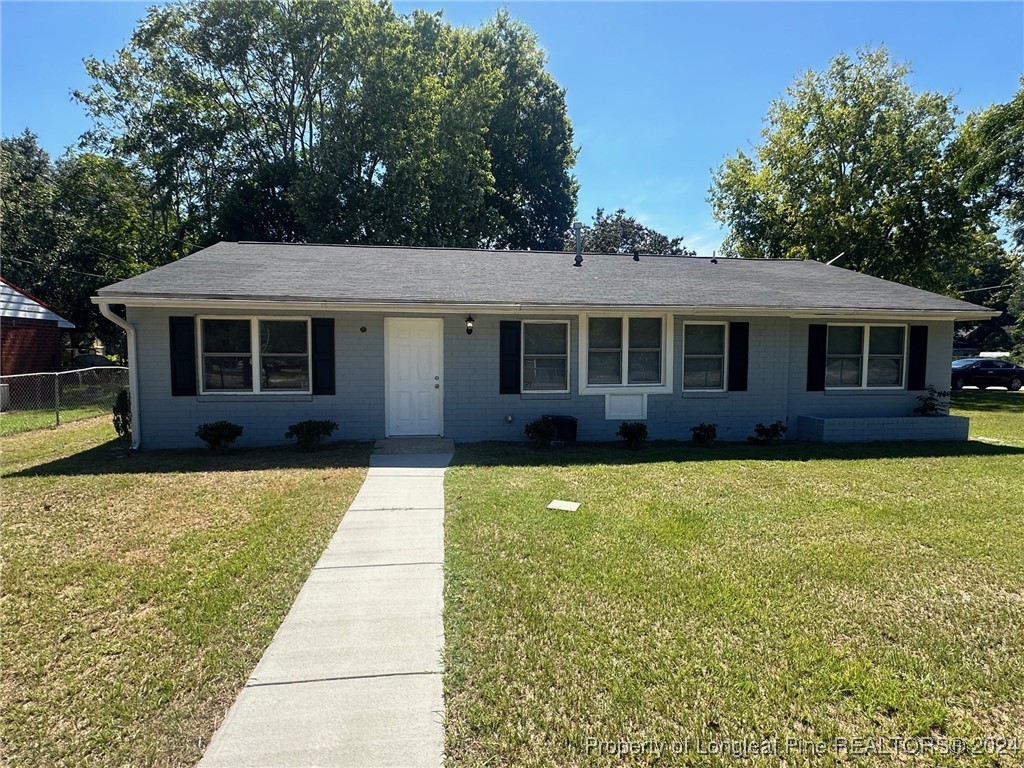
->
left=434, top=383, right=440, bottom=389
left=435, top=376, right=439, bottom=380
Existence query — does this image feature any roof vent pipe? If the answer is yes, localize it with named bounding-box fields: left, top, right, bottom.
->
left=572, top=221, right=583, bottom=267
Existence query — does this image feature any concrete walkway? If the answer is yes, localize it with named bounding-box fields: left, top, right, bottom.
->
left=199, top=444, right=453, bottom=768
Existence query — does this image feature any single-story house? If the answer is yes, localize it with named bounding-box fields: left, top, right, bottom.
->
left=93, top=241, right=994, bottom=450
left=1, top=277, right=75, bottom=375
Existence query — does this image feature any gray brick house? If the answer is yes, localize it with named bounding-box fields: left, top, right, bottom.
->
left=93, top=241, right=994, bottom=450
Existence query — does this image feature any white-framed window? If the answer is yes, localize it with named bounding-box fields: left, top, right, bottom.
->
left=522, top=321, right=570, bottom=393
left=682, top=322, right=728, bottom=390
left=199, top=316, right=311, bottom=394
left=826, top=324, right=906, bottom=389
left=579, top=314, right=672, bottom=393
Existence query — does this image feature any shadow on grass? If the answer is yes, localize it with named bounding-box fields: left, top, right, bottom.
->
left=6, top=438, right=373, bottom=478
left=450, top=439, right=1024, bottom=468
left=951, top=391, right=1024, bottom=413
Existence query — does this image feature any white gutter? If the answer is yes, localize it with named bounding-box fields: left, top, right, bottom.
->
left=97, top=301, right=141, bottom=451
left=93, top=294, right=998, bottom=322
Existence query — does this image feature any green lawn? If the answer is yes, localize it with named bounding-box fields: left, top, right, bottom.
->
left=444, top=401, right=1024, bottom=766
left=0, top=405, right=112, bottom=436
left=0, top=418, right=370, bottom=767
left=953, top=390, right=1024, bottom=446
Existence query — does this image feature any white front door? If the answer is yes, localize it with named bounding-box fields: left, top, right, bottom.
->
left=385, top=318, right=444, bottom=436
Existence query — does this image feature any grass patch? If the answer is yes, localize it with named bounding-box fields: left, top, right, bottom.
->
left=0, top=405, right=111, bottom=436
left=1, top=417, right=370, bottom=767
left=444, top=415, right=1024, bottom=765
left=952, top=390, right=1024, bottom=445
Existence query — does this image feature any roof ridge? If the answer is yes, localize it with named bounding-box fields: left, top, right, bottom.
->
left=227, top=241, right=808, bottom=262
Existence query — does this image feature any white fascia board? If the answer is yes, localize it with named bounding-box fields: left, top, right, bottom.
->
left=91, top=295, right=993, bottom=321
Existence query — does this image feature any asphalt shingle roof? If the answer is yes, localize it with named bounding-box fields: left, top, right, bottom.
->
left=95, top=241, right=993, bottom=317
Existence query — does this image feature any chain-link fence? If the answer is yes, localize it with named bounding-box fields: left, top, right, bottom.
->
left=0, top=367, right=128, bottom=436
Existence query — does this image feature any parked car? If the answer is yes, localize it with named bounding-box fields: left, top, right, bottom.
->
left=951, top=358, right=1024, bottom=390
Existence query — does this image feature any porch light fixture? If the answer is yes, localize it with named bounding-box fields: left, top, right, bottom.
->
left=465, top=315, right=475, bottom=335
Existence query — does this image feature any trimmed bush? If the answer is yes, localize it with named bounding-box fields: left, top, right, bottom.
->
left=748, top=420, right=787, bottom=445
left=690, top=422, right=718, bottom=447
left=524, top=418, right=557, bottom=448
left=196, top=421, right=243, bottom=452
left=285, top=419, right=339, bottom=450
left=616, top=421, right=648, bottom=449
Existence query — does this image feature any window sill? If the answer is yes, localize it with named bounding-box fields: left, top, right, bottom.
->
left=580, top=384, right=672, bottom=396
left=682, top=390, right=729, bottom=399
left=197, top=393, right=314, bottom=403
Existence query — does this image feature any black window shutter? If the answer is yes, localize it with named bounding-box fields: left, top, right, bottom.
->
left=169, top=316, right=197, bottom=396
left=499, top=321, right=522, bottom=394
left=311, top=318, right=335, bottom=395
left=907, top=325, right=928, bottom=391
left=806, top=324, right=827, bottom=391
left=727, top=322, right=749, bottom=391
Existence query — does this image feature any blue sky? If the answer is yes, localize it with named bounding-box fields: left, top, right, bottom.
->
left=2, top=1, right=1022, bottom=253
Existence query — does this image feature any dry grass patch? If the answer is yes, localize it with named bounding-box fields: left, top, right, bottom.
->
left=1, top=417, right=369, bottom=767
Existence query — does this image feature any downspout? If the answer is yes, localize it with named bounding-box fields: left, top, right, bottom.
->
left=97, top=302, right=141, bottom=451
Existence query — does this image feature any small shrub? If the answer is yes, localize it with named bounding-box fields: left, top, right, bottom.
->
left=285, top=419, right=339, bottom=450
left=196, top=421, right=243, bottom=452
left=112, top=388, right=131, bottom=448
left=616, top=421, right=648, bottom=449
left=748, top=420, right=787, bottom=445
left=524, top=418, right=557, bottom=448
left=913, top=385, right=951, bottom=416
left=690, top=422, right=718, bottom=447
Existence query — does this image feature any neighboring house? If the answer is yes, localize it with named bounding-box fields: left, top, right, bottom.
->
left=93, top=241, right=995, bottom=450
left=1, top=277, right=75, bottom=375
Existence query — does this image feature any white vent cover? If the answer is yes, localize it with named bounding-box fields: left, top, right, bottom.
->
left=605, top=393, right=647, bottom=420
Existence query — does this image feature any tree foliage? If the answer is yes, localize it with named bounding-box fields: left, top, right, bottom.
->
left=0, top=131, right=179, bottom=342
left=956, top=79, right=1024, bottom=356
left=709, top=47, right=989, bottom=293
left=74, top=0, right=577, bottom=250
left=565, top=208, right=694, bottom=256
left=960, top=78, right=1024, bottom=252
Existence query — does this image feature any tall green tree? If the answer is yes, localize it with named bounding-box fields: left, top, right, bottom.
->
left=960, top=78, right=1024, bottom=251
left=565, top=208, right=694, bottom=255
left=75, top=0, right=577, bottom=250
left=956, top=79, right=1024, bottom=356
left=0, top=131, right=58, bottom=280
left=1, top=132, right=178, bottom=342
left=709, top=47, right=987, bottom=293
left=480, top=11, right=578, bottom=251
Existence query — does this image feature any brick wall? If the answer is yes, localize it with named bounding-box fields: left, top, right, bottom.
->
left=0, top=318, right=61, bottom=374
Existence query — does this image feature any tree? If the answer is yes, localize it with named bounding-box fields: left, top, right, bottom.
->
left=956, top=80, right=1024, bottom=356
left=565, top=208, right=694, bottom=255
left=74, top=0, right=577, bottom=250
left=960, top=78, right=1024, bottom=251
left=479, top=11, right=578, bottom=251
left=0, top=131, right=58, bottom=283
left=1, top=132, right=179, bottom=346
left=952, top=247, right=1017, bottom=352
left=709, top=47, right=987, bottom=293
